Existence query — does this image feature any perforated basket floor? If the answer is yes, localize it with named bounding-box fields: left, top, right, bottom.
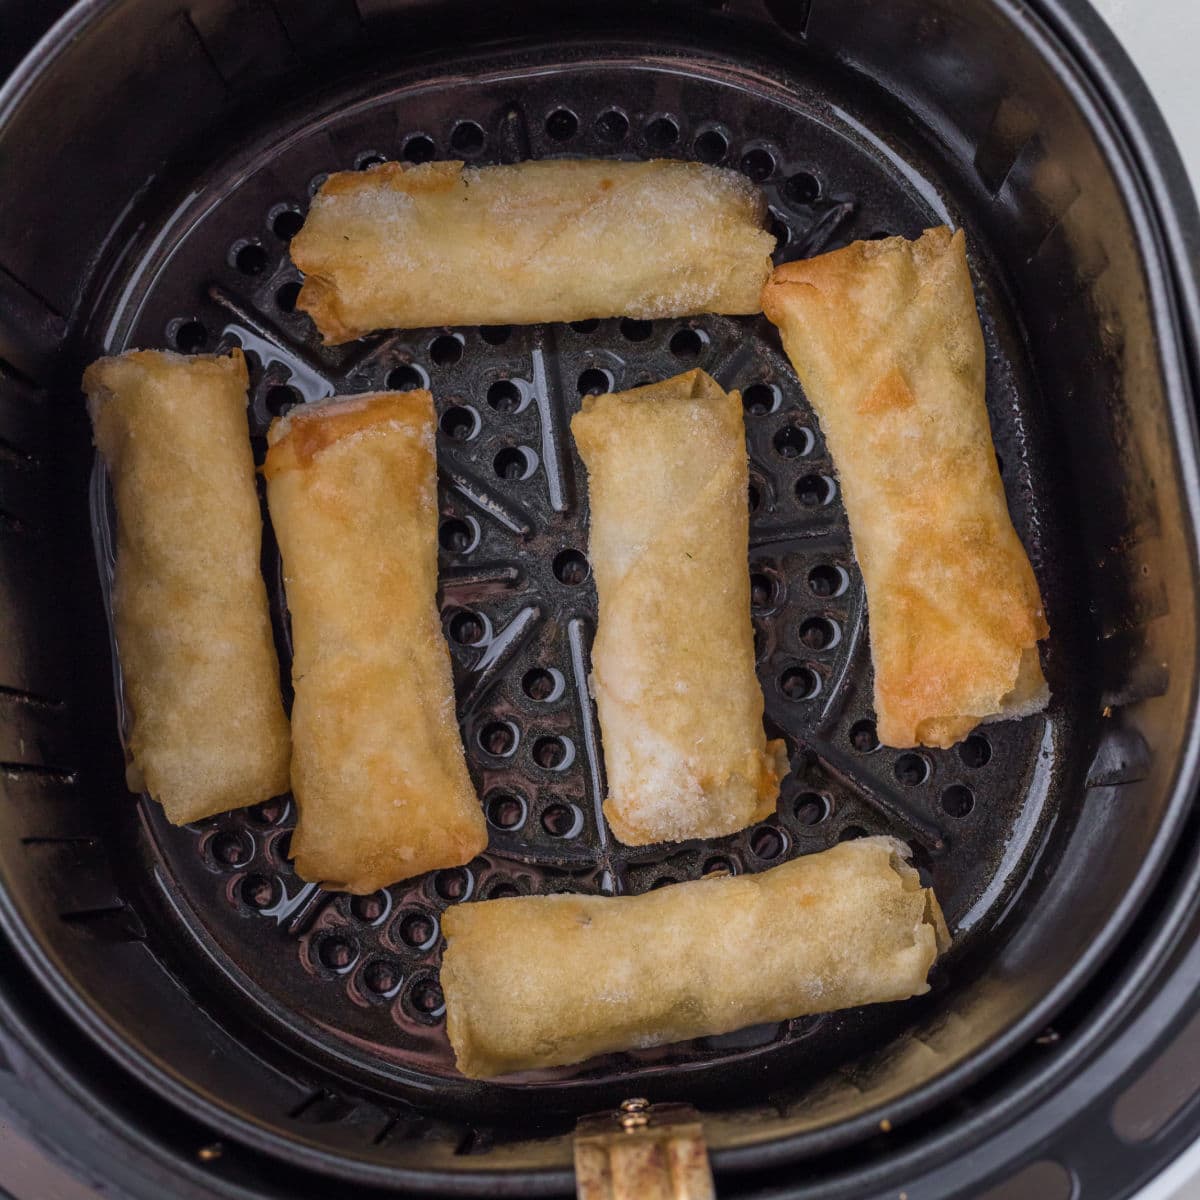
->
left=84, top=47, right=1070, bottom=1126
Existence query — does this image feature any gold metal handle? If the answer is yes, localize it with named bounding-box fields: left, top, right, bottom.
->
left=575, top=1098, right=715, bottom=1200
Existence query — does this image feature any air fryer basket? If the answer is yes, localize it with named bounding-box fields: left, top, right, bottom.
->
left=1, top=1, right=1198, bottom=1198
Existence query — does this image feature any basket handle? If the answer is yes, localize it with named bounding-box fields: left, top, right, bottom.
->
left=574, top=1098, right=715, bottom=1200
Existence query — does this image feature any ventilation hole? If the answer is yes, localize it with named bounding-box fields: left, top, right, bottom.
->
left=363, top=960, right=401, bottom=995
left=839, top=825, right=868, bottom=842
left=799, top=617, right=839, bottom=650
left=620, top=317, right=653, bottom=341
left=387, top=364, right=426, bottom=392
left=479, top=324, right=511, bottom=345
left=650, top=876, right=676, bottom=890
left=694, top=128, right=728, bottom=164
left=318, top=936, right=358, bottom=972
left=429, top=334, right=464, bottom=365
left=784, top=170, right=822, bottom=205
left=348, top=893, right=389, bottom=925
left=478, top=720, right=518, bottom=758
left=450, top=120, right=485, bottom=154
left=577, top=368, right=612, bottom=396
left=233, top=241, right=268, bottom=276
left=596, top=109, right=629, bottom=141
left=894, top=753, right=931, bottom=786
left=439, top=405, right=479, bottom=441
left=740, top=147, right=776, bottom=181
left=541, top=802, right=583, bottom=837
left=748, top=479, right=763, bottom=514
left=645, top=116, right=679, bottom=149
left=486, top=379, right=523, bottom=412
left=410, top=978, right=445, bottom=1017
left=248, top=798, right=285, bottom=826
left=794, top=793, right=830, bottom=825
left=768, top=211, right=791, bottom=248
left=742, top=383, right=779, bottom=415
left=796, top=474, right=835, bottom=506
left=273, top=831, right=292, bottom=862
left=553, top=548, right=590, bottom=585
left=272, top=208, right=304, bottom=241
left=750, top=570, right=779, bottom=611
left=307, top=172, right=328, bottom=198
left=486, top=791, right=527, bottom=830
left=240, top=874, right=277, bottom=909
left=435, top=868, right=472, bottom=901
left=487, top=881, right=521, bottom=899
left=941, top=784, right=975, bottom=817
left=402, top=134, right=436, bottom=163
left=702, top=857, right=735, bottom=877
left=533, top=736, right=572, bottom=770
left=959, top=734, right=993, bottom=768
left=447, top=609, right=486, bottom=646
left=398, top=910, right=437, bottom=949
left=265, top=384, right=300, bottom=417
left=356, top=152, right=386, bottom=170
left=173, top=320, right=207, bottom=354
left=780, top=665, right=820, bottom=701
left=669, top=328, right=705, bottom=359
left=571, top=318, right=601, bottom=334
left=493, top=446, right=537, bottom=480
left=850, top=719, right=879, bottom=752
left=275, top=281, right=301, bottom=313
left=210, top=831, right=251, bottom=867
left=439, top=517, right=478, bottom=554
left=750, top=825, right=787, bottom=860
left=545, top=108, right=578, bottom=140
left=773, top=424, right=813, bottom=458
left=808, top=564, right=848, bottom=598
left=522, top=668, right=563, bottom=702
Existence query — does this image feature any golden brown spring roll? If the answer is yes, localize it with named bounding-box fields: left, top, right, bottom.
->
left=571, top=370, right=787, bottom=844
left=292, top=159, right=775, bottom=342
left=83, top=349, right=289, bottom=824
left=263, top=391, right=486, bottom=892
left=761, top=228, right=1049, bottom=749
left=442, top=836, right=949, bottom=1078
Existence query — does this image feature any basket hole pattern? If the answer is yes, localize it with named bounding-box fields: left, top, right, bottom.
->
left=127, top=82, right=1029, bottom=1100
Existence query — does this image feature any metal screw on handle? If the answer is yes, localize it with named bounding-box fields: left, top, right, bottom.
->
left=575, top=1098, right=715, bottom=1200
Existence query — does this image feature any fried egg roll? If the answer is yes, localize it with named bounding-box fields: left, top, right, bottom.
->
left=442, top=836, right=949, bottom=1078
left=83, top=349, right=289, bottom=824
left=571, top=369, right=787, bottom=844
left=263, top=391, right=486, bottom=893
left=292, top=159, right=774, bottom=342
left=761, top=227, right=1049, bottom=749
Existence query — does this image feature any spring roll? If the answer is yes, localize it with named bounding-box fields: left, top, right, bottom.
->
left=291, top=159, right=775, bottom=342
left=83, top=349, right=289, bottom=824
left=263, top=391, right=486, bottom=893
left=442, top=836, right=949, bottom=1078
left=761, top=228, right=1049, bottom=749
left=571, top=370, right=787, bottom=844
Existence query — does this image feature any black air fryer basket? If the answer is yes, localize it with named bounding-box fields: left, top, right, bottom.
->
left=1, top=1, right=1199, bottom=1197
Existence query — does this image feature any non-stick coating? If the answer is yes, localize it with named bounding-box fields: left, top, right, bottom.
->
left=89, top=51, right=1075, bottom=1122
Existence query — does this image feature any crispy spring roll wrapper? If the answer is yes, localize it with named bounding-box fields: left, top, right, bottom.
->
left=442, top=836, right=949, bottom=1079
left=292, top=159, right=775, bottom=342
left=571, top=370, right=787, bottom=844
left=263, top=391, right=486, bottom=893
left=83, top=349, right=290, bottom=824
left=761, top=227, right=1049, bottom=749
